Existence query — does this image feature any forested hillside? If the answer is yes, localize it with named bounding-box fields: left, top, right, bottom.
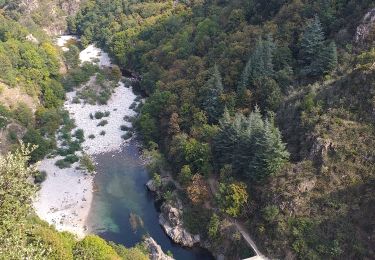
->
left=0, top=3, right=148, bottom=259
left=70, top=0, right=375, bottom=259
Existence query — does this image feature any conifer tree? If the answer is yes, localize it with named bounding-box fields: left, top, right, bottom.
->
left=203, top=65, right=224, bottom=123
left=322, top=41, right=338, bottom=74
left=299, top=16, right=337, bottom=76
left=214, top=108, right=289, bottom=181
left=250, top=119, right=289, bottom=180
left=238, top=35, right=275, bottom=92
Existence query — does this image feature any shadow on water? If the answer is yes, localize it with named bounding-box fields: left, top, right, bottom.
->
left=88, top=140, right=214, bottom=260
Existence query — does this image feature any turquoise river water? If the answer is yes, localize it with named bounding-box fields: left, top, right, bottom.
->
left=88, top=140, right=214, bottom=259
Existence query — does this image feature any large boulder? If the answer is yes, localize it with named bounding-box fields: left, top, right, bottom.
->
left=144, top=237, right=174, bottom=260
left=159, top=203, right=200, bottom=247
left=146, top=179, right=158, bottom=192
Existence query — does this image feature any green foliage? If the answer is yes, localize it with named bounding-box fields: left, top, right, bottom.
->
left=183, top=205, right=211, bottom=235
left=214, top=108, right=289, bottom=180
left=34, top=170, right=47, bottom=184
left=298, top=16, right=337, bottom=77
left=80, top=153, right=96, bottom=173
left=22, top=128, right=52, bottom=162
left=0, top=145, right=44, bottom=258
left=178, top=164, right=192, bottom=185
left=97, top=119, right=108, bottom=127
left=73, top=235, right=121, bottom=259
left=207, top=213, right=220, bottom=240
left=13, top=102, right=34, bottom=127
left=262, top=205, right=279, bottom=223
left=202, top=65, right=224, bottom=123
left=152, top=172, right=162, bottom=188
left=110, top=243, right=148, bottom=260
left=217, top=182, right=248, bottom=217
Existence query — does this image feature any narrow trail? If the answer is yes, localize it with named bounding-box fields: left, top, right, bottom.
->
left=162, top=172, right=268, bottom=259
left=207, top=177, right=268, bottom=260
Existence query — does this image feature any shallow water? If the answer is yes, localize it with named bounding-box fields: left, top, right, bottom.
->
left=88, top=140, right=214, bottom=260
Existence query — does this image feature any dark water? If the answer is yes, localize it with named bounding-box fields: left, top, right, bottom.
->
left=88, top=140, right=214, bottom=260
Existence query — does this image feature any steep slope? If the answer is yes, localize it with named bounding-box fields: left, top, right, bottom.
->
left=67, top=0, right=375, bottom=259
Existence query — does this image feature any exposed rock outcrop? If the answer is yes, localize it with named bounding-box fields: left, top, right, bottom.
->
left=146, top=179, right=158, bottom=192
left=159, top=202, right=200, bottom=247
left=355, top=8, right=375, bottom=44
left=144, top=237, right=174, bottom=260
left=308, top=137, right=334, bottom=166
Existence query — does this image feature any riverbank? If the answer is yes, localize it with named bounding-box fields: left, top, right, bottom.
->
left=33, top=36, right=138, bottom=238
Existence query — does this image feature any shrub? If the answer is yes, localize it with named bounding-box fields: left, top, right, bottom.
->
left=94, top=111, right=104, bottom=119
left=73, top=235, right=120, bottom=259
left=183, top=206, right=211, bottom=235
left=100, top=130, right=106, bottom=136
left=104, top=111, right=110, bottom=117
left=88, top=134, right=95, bottom=139
left=129, top=102, right=137, bottom=110
left=121, top=132, right=133, bottom=140
left=64, top=154, right=79, bottom=164
left=34, top=171, right=47, bottom=184
left=80, top=154, right=95, bottom=173
left=97, top=120, right=108, bottom=127
left=55, top=159, right=71, bottom=169
left=120, top=125, right=130, bottom=131
left=73, top=129, right=84, bottom=142
left=262, top=205, right=279, bottom=223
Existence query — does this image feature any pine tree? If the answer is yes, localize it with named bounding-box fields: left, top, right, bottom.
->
left=203, top=65, right=224, bottom=123
left=299, top=16, right=338, bottom=77
left=238, top=36, right=275, bottom=92
left=214, top=108, right=289, bottom=181
left=250, top=119, right=289, bottom=180
left=322, top=41, right=338, bottom=74
left=213, top=108, right=237, bottom=166
left=299, top=16, right=326, bottom=76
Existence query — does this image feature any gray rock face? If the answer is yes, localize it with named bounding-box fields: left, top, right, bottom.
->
left=355, top=8, right=375, bottom=43
left=144, top=237, right=174, bottom=260
left=159, top=203, right=200, bottom=247
left=146, top=179, right=157, bottom=192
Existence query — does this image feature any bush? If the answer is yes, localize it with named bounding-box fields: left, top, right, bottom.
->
left=120, top=125, right=130, bottom=131
left=73, top=235, right=120, bottom=259
left=73, top=129, right=84, bottom=142
left=34, top=171, right=47, bottom=184
left=88, top=134, right=95, bottom=139
left=97, top=120, right=108, bottom=127
left=121, top=132, right=133, bottom=140
left=80, top=154, right=95, bottom=173
left=100, top=130, right=106, bottom=136
left=64, top=154, right=79, bottom=164
left=183, top=206, right=211, bottom=235
left=94, top=111, right=104, bottom=119
left=55, top=159, right=71, bottom=169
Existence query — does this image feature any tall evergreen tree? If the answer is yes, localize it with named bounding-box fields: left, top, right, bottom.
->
left=250, top=119, right=289, bottom=180
left=214, top=107, right=288, bottom=180
left=322, top=41, right=338, bottom=74
left=238, top=36, right=275, bottom=92
left=299, top=15, right=337, bottom=76
left=203, top=65, right=224, bottom=123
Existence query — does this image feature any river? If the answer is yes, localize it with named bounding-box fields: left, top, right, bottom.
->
left=88, top=141, right=214, bottom=259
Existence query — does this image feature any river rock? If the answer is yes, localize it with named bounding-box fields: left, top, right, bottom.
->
left=146, top=179, right=157, bottom=192
left=159, top=203, right=200, bottom=247
left=144, top=237, right=174, bottom=260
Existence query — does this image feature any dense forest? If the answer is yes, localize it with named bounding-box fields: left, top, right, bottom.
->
left=69, top=0, right=375, bottom=259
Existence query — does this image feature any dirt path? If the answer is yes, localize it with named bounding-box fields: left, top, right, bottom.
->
left=207, top=176, right=267, bottom=259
